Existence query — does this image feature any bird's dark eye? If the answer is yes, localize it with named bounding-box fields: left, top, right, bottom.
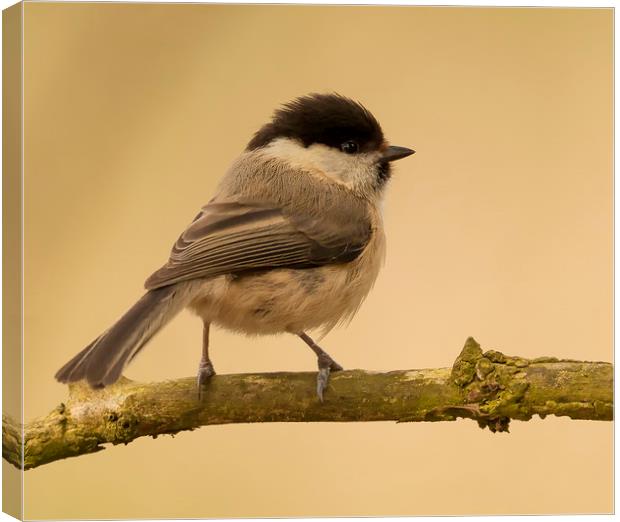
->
left=340, top=140, right=359, bottom=154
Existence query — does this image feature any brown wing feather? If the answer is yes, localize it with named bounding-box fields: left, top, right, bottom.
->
left=145, top=199, right=371, bottom=290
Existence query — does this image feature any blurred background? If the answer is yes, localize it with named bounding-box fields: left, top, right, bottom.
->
left=20, top=3, right=612, bottom=518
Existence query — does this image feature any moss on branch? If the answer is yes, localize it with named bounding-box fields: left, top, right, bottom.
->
left=2, top=338, right=612, bottom=470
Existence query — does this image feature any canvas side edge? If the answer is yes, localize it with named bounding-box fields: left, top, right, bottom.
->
left=3, top=2, right=24, bottom=520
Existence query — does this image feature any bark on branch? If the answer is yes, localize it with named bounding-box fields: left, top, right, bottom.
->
left=2, top=338, right=612, bottom=470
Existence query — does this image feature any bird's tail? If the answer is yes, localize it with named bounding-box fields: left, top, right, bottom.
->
left=55, top=283, right=197, bottom=388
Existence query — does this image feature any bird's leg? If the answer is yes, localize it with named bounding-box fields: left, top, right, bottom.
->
left=297, top=332, right=343, bottom=401
left=197, top=321, right=216, bottom=399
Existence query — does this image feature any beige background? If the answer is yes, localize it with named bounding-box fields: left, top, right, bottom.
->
left=22, top=3, right=612, bottom=518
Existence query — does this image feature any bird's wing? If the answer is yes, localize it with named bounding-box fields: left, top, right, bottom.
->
left=144, top=198, right=372, bottom=289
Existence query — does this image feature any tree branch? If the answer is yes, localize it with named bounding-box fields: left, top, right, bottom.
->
left=3, top=338, right=612, bottom=470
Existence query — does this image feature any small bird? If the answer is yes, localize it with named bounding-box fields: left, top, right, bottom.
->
left=55, top=93, right=415, bottom=400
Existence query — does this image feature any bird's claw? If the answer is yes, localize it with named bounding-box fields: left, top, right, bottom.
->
left=197, top=360, right=216, bottom=400
left=316, top=353, right=343, bottom=401
left=317, top=367, right=329, bottom=402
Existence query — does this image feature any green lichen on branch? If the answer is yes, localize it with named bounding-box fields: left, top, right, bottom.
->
left=442, top=337, right=612, bottom=432
left=2, top=337, right=612, bottom=470
left=446, top=337, right=533, bottom=431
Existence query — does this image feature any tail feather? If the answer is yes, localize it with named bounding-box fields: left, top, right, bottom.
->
left=54, top=336, right=101, bottom=384
left=55, top=284, right=195, bottom=388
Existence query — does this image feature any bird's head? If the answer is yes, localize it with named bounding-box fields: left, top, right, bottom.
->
left=247, top=93, right=414, bottom=197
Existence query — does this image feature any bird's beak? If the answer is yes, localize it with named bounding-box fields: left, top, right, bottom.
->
left=381, top=145, right=415, bottom=162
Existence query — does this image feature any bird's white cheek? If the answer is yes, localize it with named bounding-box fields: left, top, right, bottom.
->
left=262, top=138, right=380, bottom=192
left=304, top=145, right=379, bottom=188
left=303, top=144, right=353, bottom=181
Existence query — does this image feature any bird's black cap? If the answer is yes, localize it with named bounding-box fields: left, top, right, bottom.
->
left=247, top=93, right=385, bottom=152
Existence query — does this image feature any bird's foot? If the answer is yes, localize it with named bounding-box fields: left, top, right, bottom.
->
left=316, top=352, right=343, bottom=402
left=197, top=360, right=216, bottom=400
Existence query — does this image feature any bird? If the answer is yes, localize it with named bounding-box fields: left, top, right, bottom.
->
left=55, top=93, right=415, bottom=401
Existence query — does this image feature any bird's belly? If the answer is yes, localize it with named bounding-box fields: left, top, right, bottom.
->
left=189, top=267, right=346, bottom=334
left=192, top=261, right=373, bottom=336
left=189, top=229, right=385, bottom=336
